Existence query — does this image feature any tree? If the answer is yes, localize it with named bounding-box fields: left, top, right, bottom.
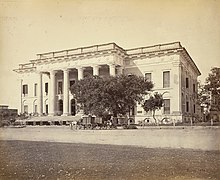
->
left=70, top=74, right=153, bottom=118
left=142, top=92, right=164, bottom=125
left=197, top=82, right=210, bottom=121
left=102, top=74, right=153, bottom=117
left=204, top=67, right=220, bottom=112
left=197, top=67, right=220, bottom=121
left=70, top=75, right=106, bottom=116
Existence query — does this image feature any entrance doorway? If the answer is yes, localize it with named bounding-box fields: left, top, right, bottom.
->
left=71, top=99, right=76, bottom=116
left=46, top=104, right=48, bottom=115
left=58, top=99, right=63, bottom=115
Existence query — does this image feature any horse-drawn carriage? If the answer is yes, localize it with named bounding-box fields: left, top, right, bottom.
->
left=70, top=115, right=120, bottom=130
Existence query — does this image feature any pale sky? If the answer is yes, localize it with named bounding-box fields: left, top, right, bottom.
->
left=0, top=0, right=220, bottom=110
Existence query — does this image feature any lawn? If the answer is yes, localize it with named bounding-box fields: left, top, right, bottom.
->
left=0, top=140, right=219, bottom=180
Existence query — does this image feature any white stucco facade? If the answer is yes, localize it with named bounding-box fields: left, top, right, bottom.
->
left=14, top=42, right=201, bottom=123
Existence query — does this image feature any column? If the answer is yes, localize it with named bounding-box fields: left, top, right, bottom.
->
left=172, top=62, right=181, bottom=115
left=78, top=67, right=84, bottom=80
left=109, top=64, right=116, bottom=76
left=49, top=70, right=56, bottom=116
left=62, top=69, right=70, bottom=116
left=93, top=65, right=100, bottom=76
left=117, top=66, right=123, bottom=75
left=20, top=78, right=23, bottom=114
left=37, top=72, right=43, bottom=115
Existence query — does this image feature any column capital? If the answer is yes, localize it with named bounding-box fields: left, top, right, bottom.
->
left=63, top=68, right=71, bottom=73
left=92, top=65, right=101, bottom=68
left=49, top=70, right=58, bottom=75
left=109, top=64, right=116, bottom=76
left=109, top=63, right=116, bottom=67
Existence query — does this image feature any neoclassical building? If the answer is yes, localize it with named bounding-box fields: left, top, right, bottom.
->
left=14, top=42, right=201, bottom=123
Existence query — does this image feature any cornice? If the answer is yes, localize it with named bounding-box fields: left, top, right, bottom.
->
left=180, top=49, right=201, bottom=76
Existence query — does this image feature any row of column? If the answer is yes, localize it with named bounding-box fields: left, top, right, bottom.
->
left=37, top=64, right=120, bottom=116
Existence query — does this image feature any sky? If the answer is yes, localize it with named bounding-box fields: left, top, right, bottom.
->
left=0, top=0, right=220, bottom=110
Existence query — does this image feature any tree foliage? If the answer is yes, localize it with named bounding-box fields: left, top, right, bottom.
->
left=142, top=92, right=164, bottom=124
left=204, top=67, right=220, bottom=111
left=70, top=74, right=153, bottom=117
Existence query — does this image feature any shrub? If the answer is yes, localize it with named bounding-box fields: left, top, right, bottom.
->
left=0, top=120, right=10, bottom=127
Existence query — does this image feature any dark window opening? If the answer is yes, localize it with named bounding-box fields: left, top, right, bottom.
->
left=45, top=83, right=48, bottom=95
left=145, top=73, right=152, bottom=82
left=193, top=84, right=196, bottom=93
left=70, top=80, right=75, bottom=88
left=186, top=78, right=189, bottom=88
left=58, top=82, right=63, bottom=94
left=23, top=85, right=28, bottom=95
left=59, top=100, right=63, bottom=114
left=46, top=104, right=48, bottom=114
left=186, top=101, right=189, bottom=112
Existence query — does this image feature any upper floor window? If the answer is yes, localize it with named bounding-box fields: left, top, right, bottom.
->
left=186, top=78, right=189, bottom=88
left=58, top=81, right=63, bottom=94
left=23, top=84, right=28, bottom=96
left=186, top=101, right=189, bottom=112
left=164, top=99, right=170, bottom=114
left=163, top=71, right=170, bottom=88
left=193, top=83, right=196, bottom=93
left=34, top=83, right=37, bottom=96
left=45, top=83, right=48, bottom=95
left=145, top=73, right=152, bottom=82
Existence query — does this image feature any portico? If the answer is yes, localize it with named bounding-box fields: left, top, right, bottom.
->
left=33, top=63, right=121, bottom=116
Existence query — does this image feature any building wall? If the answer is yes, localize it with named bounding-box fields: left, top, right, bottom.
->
left=21, top=72, right=50, bottom=114
left=15, top=42, right=200, bottom=123
left=124, top=54, right=183, bottom=123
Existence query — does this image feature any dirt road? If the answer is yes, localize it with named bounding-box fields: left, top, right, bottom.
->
left=0, top=126, right=219, bottom=151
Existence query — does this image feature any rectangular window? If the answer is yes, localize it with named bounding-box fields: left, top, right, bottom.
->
left=186, top=78, right=189, bottom=88
left=164, top=99, right=170, bottom=114
left=58, top=81, right=63, bottom=94
left=23, top=84, right=28, bottom=95
left=186, top=101, right=189, bottom=112
left=70, top=80, right=75, bottom=88
left=193, top=104, right=196, bottom=113
left=45, top=83, right=48, bottom=95
left=193, top=83, right=195, bottom=93
left=163, top=71, right=170, bottom=88
left=145, top=73, right=152, bottom=82
left=34, top=83, right=37, bottom=96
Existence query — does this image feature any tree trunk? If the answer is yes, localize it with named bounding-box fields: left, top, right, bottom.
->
left=152, top=110, right=158, bottom=125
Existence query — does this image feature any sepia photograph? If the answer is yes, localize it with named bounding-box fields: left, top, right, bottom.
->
left=0, top=0, right=220, bottom=179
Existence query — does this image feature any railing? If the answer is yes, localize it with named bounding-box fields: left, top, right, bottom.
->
left=36, top=43, right=125, bottom=59
left=126, top=42, right=182, bottom=55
